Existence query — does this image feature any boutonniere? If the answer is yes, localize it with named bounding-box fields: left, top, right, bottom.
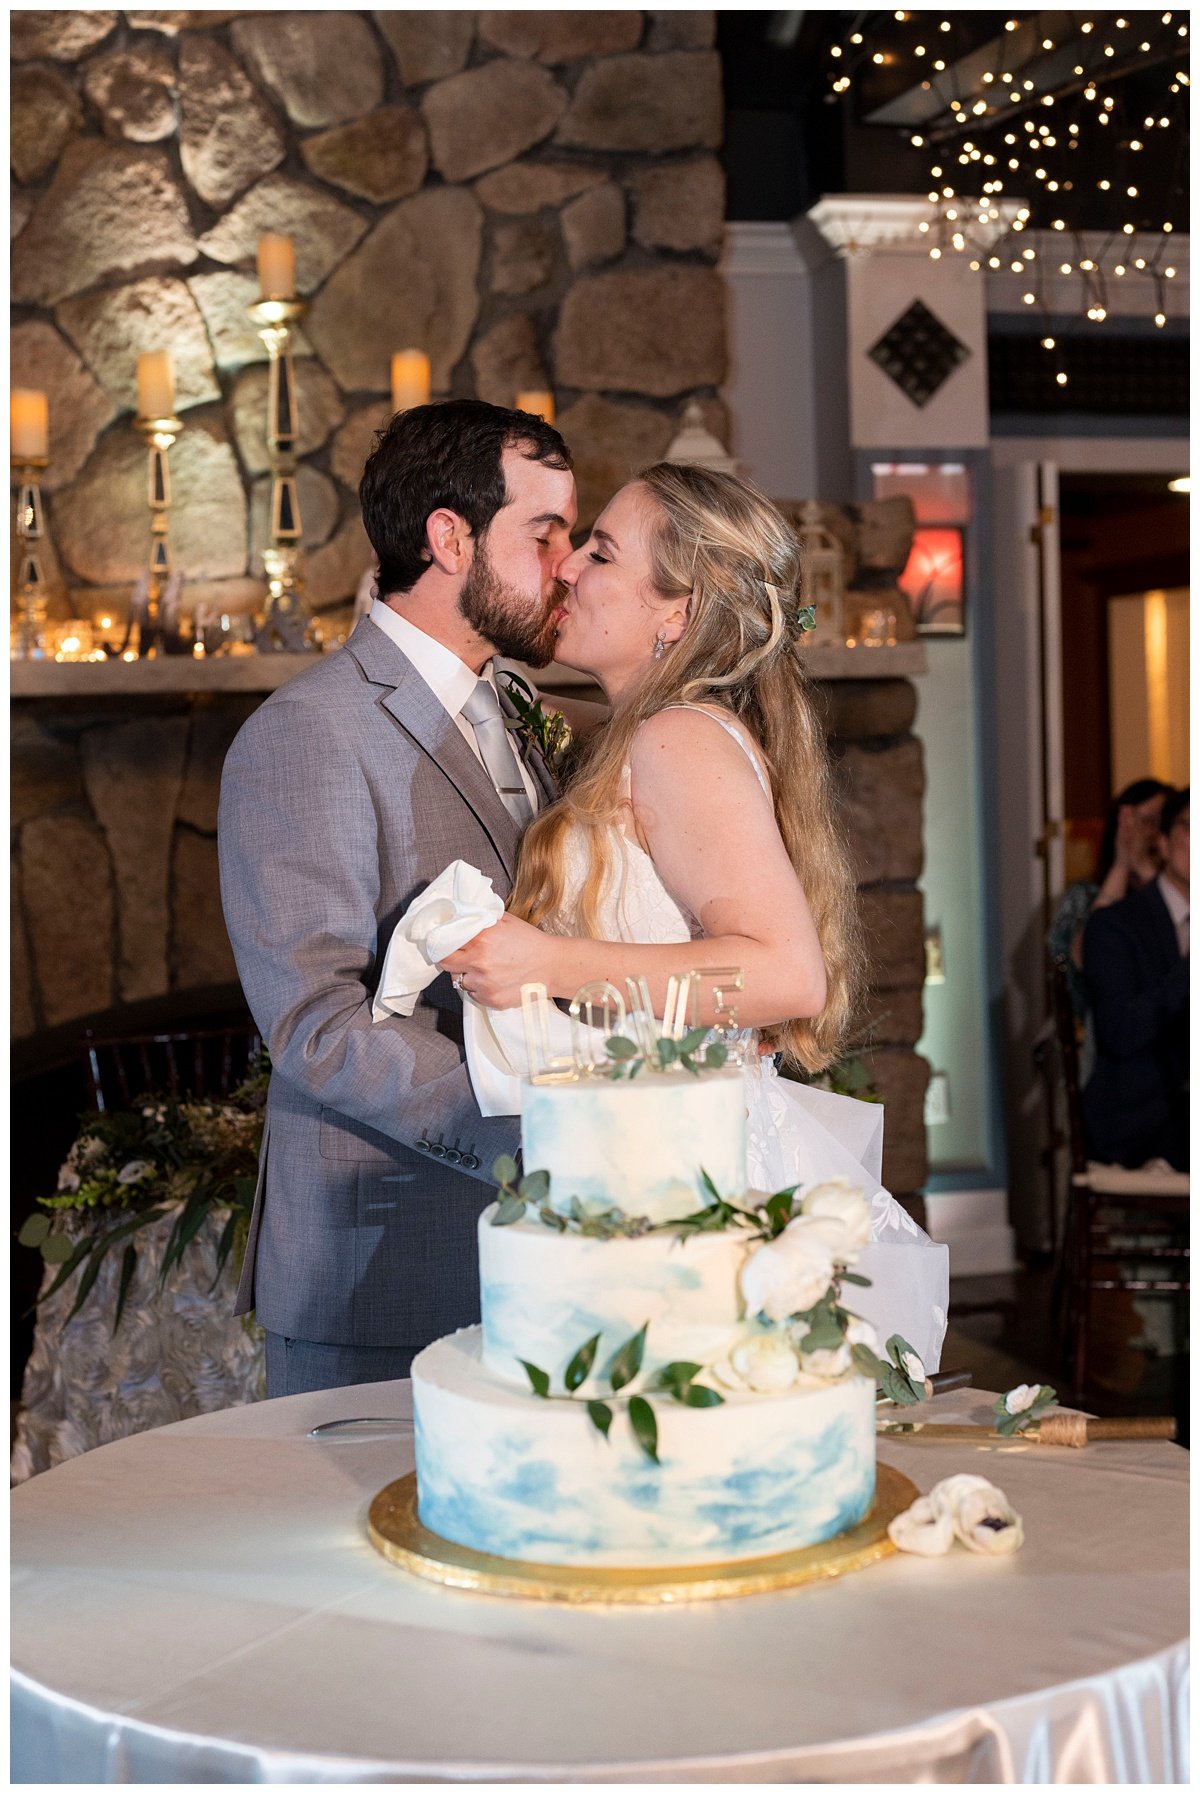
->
left=499, top=672, right=574, bottom=782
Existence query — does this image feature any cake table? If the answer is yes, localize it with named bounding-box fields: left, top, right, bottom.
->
left=11, top=1382, right=1188, bottom=1784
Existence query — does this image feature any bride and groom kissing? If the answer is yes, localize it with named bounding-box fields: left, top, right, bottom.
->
left=218, top=398, right=947, bottom=1399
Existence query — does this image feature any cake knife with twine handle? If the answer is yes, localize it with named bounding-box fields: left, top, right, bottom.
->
left=877, top=1412, right=1178, bottom=1447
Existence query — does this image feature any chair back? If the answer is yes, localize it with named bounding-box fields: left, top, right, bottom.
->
left=82, top=1024, right=263, bottom=1114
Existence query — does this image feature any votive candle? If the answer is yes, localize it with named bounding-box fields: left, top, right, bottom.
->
left=11, top=389, right=49, bottom=459
left=257, top=232, right=296, bottom=299
left=136, top=351, right=175, bottom=420
left=516, top=389, right=555, bottom=424
left=391, top=349, right=431, bottom=413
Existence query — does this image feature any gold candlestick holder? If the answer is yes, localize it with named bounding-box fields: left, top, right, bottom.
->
left=247, top=295, right=319, bottom=652
left=11, top=455, right=51, bottom=659
left=133, top=414, right=185, bottom=657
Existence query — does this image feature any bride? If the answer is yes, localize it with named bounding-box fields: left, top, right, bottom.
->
left=442, top=461, right=948, bottom=1368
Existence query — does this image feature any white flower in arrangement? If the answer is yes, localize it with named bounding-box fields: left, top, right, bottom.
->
left=800, top=1177, right=872, bottom=1259
left=1003, top=1382, right=1039, bottom=1416
left=739, top=1216, right=837, bottom=1321
left=798, top=1341, right=852, bottom=1380
left=887, top=1494, right=956, bottom=1557
left=726, top=1332, right=804, bottom=1393
left=117, top=1159, right=155, bottom=1185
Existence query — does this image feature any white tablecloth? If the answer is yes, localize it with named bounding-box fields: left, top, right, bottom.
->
left=10, top=1384, right=1188, bottom=1784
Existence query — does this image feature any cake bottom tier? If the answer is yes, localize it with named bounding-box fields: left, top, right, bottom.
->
left=411, top=1328, right=876, bottom=1568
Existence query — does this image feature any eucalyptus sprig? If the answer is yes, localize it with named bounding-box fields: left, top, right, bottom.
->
left=489, top=1157, right=653, bottom=1237
left=499, top=672, right=574, bottom=781
left=519, top=1321, right=725, bottom=1464
left=603, top=1030, right=728, bottom=1081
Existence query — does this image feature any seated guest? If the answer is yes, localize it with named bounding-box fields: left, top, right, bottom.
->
left=1082, top=788, right=1189, bottom=1170
left=1049, top=777, right=1173, bottom=1022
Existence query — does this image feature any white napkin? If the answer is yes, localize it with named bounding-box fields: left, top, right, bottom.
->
left=371, top=860, right=504, bottom=1021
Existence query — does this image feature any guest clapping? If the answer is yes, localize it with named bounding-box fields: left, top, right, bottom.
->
left=1082, top=788, right=1189, bottom=1171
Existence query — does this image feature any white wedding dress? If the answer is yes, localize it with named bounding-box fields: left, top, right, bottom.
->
left=537, top=703, right=950, bottom=1369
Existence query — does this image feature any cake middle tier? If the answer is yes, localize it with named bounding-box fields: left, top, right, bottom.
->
left=480, top=1210, right=762, bottom=1389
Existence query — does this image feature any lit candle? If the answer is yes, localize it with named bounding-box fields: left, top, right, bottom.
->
left=11, top=389, right=48, bottom=460
left=136, top=351, right=175, bottom=421
left=391, top=349, right=431, bottom=413
left=257, top=232, right=296, bottom=299
left=516, top=389, right=555, bottom=424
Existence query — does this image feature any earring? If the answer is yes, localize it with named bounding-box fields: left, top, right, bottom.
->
left=653, top=631, right=666, bottom=660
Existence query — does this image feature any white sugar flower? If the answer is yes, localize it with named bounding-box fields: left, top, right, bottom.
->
left=739, top=1216, right=837, bottom=1322
left=844, top=1315, right=880, bottom=1354
left=801, top=1177, right=872, bottom=1259
left=928, top=1474, right=1024, bottom=1556
left=117, top=1159, right=154, bottom=1185
left=901, top=1349, right=926, bottom=1384
left=799, top=1341, right=852, bottom=1380
left=728, top=1332, right=803, bottom=1393
left=1004, top=1383, right=1039, bottom=1416
left=888, top=1495, right=956, bottom=1557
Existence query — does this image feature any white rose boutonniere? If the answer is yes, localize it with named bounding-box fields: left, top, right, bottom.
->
left=739, top=1215, right=837, bottom=1321
left=800, top=1177, right=872, bottom=1260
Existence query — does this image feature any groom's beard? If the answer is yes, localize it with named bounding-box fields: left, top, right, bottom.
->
left=458, top=544, right=560, bottom=668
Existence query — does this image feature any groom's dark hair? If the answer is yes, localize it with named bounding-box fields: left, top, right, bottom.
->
left=360, top=398, right=572, bottom=598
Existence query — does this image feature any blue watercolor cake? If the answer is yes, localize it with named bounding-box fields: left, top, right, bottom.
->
left=411, top=1067, right=877, bottom=1569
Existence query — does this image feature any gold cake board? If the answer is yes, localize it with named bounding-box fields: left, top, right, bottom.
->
left=367, top=1464, right=918, bottom=1606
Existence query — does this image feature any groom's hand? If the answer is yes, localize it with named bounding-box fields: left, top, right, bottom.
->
left=442, top=913, right=564, bottom=1010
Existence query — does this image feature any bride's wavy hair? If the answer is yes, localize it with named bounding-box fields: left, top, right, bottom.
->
left=508, top=461, right=865, bottom=1073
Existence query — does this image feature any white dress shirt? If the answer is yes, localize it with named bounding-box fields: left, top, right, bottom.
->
left=369, top=600, right=538, bottom=810
left=1157, top=872, right=1189, bottom=958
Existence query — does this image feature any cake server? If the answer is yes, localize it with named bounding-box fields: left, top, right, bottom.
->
left=308, top=1416, right=414, bottom=1438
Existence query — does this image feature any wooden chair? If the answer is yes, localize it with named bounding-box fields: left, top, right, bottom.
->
left=1047, top=956, right=1189, bottom=1398
left=81, top=1022, right=263, bottom=1114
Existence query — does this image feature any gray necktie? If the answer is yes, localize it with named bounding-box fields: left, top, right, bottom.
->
left=461, top=678, right=534, bottom=824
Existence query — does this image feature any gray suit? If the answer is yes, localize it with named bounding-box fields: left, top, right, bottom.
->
left=218, top=616, right=555, bottom=1356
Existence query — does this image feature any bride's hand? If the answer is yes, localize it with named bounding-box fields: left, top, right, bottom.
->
left=441, top=914, right=563, bottom=1009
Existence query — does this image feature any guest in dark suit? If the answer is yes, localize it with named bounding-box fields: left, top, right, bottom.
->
left=1082, top=787, right=1189, bottom=1169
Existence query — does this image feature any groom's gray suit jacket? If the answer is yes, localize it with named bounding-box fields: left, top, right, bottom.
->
left=217, top=615, right=555, bottom=1350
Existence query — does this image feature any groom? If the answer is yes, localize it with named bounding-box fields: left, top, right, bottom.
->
left=219, top=400, right=577, bottom=1395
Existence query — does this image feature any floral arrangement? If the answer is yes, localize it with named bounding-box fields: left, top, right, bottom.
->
left=500, top=672, right=575, bottom=783
left=496, top=1159, right=928, bottom=1462
left=18, top=1061, right=267, bottom=1331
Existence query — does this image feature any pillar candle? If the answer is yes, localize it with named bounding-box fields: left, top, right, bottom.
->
left=11, top=389, right=49, bottom=459
left=516, top=390, right=555, bottom=424
left=136, top=351, right=175, bottom=420
left=391, top=350, right=431, bottom=413
left=257, top=232, right=296, bottom=299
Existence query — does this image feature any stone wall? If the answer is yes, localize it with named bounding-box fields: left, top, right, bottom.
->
left=12, top=678, right=928, bottom=1193
left=11, top=8, right=726, bottom=620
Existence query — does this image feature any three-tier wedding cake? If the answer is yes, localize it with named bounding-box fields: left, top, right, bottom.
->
left=412, top=1037, right=885, bottom=1570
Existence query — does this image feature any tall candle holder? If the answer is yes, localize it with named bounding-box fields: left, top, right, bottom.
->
left=133, top=413, right=185, bottom=657
left=247, top=295, right=319, bottom=652
left=11, top=454, right=50, bottom=659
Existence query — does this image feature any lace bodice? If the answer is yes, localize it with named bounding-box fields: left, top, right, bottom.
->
left=551, top=705, right=772, bottom=947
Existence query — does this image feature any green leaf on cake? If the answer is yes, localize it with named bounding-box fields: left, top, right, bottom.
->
left=678, top=1026, right=709, bottom=1055
left=608, top=1322, right=648, bottom=1392
left=518, top=1168, right=550, bottom=1203
left=840, top=1270, right=871, bottom=1286
left=519, top=1359, right=551, bottom=1399
left=851, top=1342, right=889, bottom=1382
left=655, top=1037, right=678, bottom=1065
left=605, top=1035, right=638, bottom=1061
left=704, top=1043, right=728, bottom=1069
left=700, top=1168, right=724, bottom=1205
left=587, top=1400, right=613, bottom=1439
left=492, top=1154, right=519, bottom=1188
left=680, top=1382, right=724, bottom=1408
left=564, top=1332, right=601, bottom=1392
left=680, top=1055, right=700, bottom=1077
left=491, top=1195, right=526, bottom=1227
left=762, top=1187, right=797, bottom=1234
left=628, top=1395, right=659, bottom=1463
left=654, top=1360, right=703, bottom=1394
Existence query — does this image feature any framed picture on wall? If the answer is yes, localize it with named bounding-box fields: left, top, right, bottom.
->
left=900, top=524, right=966, bottom=636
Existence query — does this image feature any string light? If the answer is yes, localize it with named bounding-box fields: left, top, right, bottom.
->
left=1056, top=371, right=1068, bottom=385
left=1042, top=336, right=1056, bottom=348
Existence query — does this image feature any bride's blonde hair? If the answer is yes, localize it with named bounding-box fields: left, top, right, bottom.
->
left=508, top=461, right=865, bottom=1073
